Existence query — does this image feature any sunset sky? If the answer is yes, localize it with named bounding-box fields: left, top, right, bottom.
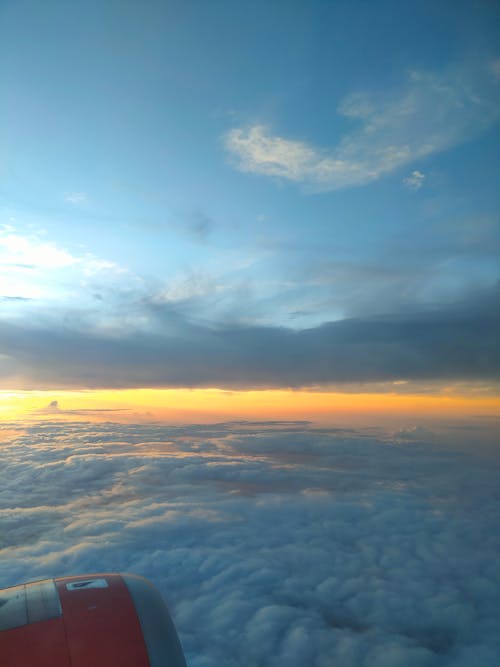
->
left=1, top=5, right=500, bottom=667
left=1, top=0, right=499, bottom=422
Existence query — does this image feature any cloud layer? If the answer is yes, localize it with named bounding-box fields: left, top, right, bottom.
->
left=225, top=65, right=500, bottom=191
left=1, top=285, right=499, bottom=389
left=1, top=420, right=499, bottom=666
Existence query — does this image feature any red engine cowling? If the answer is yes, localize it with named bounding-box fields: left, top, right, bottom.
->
left=0, top=573, right=187, bottom=667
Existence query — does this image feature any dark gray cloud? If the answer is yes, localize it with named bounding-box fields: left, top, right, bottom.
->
left=0, top=286, right=499, bottom=389
left=0, top=420, right=499, bottom=666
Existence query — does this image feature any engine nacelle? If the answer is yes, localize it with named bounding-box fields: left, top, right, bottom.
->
left=0, top=573, right=187, bottom=667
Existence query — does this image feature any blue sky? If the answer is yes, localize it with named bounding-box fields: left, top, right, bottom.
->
left=1, top=0, right=499, bottom=390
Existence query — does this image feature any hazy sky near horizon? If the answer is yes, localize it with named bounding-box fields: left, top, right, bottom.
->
left=1, top=0, right=500, bottom=396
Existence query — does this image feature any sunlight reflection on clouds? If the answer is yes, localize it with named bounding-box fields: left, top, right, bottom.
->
left=0, top=421, right=499, bottom=666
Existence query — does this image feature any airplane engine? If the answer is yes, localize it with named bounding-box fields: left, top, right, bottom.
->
left=0, top=573, right=187, bottom=666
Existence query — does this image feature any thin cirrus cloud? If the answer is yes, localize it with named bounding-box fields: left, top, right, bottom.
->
left=35, top=400, right=128, bottom=416
left=64, top=192, right=88, bottom=204
left=224, top=65, right=500, bottom=192
left=1, top=420, right=499, bottom=667
left=403, top=170, right=426, bottom=191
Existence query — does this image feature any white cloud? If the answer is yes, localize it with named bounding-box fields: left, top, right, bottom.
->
left=224, top=65, right=500, bottom=192
left=0, top=230, right=78, bottom=270
left=65, top=192, right=88, bottom=204
left=0, top=226, right=132, bottom=304
left=1, top=421, right=499, bottom=667
left=225, top=125, right=325, bottom=183
left=153, top=271, right=221, bottom=304
left=403, top=170, right=426, bottom=190
left=0, top=229, right=79, bottom=300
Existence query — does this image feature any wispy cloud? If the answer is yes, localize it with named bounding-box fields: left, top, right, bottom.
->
left=0, top=226, right=132, bottom=303
left=0, top=228, right=79, bottom=300
left=490, top=58, right=500, bottom=82
left=65, top=192, right=88, bottom=204
left=0, top=228, right=78, bottom=270
left=35, top=400, right=127, bottom=416
left=403, top=170, right=426, bottom=190
left=224, top=64, right=500, bottom=192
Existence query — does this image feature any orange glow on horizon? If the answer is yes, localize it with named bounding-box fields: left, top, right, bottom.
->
left=1, top=387, right=499, bottom=426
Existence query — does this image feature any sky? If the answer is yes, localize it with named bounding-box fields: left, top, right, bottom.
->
left=1, top=3, right=500, bottom=665
left=0, top=0, right=499, bottom=421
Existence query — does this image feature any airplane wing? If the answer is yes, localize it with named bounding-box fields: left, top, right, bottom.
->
left=0, top=572, right=187, bottom=667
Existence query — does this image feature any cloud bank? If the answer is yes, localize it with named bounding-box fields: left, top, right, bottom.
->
left=1, top=286, right=499, bottom=389
left=225, top=65, right=500, bottom=191
left=0, top=420, right=499, bottom=666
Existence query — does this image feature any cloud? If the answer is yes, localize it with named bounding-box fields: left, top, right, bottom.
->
left=0, top=285, right=499, bottom=389
left=0, top=420, right=499, bottom=666
left=490, top=59, right=500, bottom=82
left=152, top=271, right=222, bottom=305
left=0, top=229, right=81, bottom=300
left=392, top=425, right=437, bottom=442
left=0, top=226, right=134, bottom=304
left=0, top=229, right=78, bottom=271
left=225, top=125, right=323, bottom=183
left=403, top=170, right=426, bottom=190
left=65, top=192, right=88, bottom=204
left=224, top=64, right=500, bottom=192
left=35, top=400, right=128, bottom=416
left=188, top=211, right=215, bottom=242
